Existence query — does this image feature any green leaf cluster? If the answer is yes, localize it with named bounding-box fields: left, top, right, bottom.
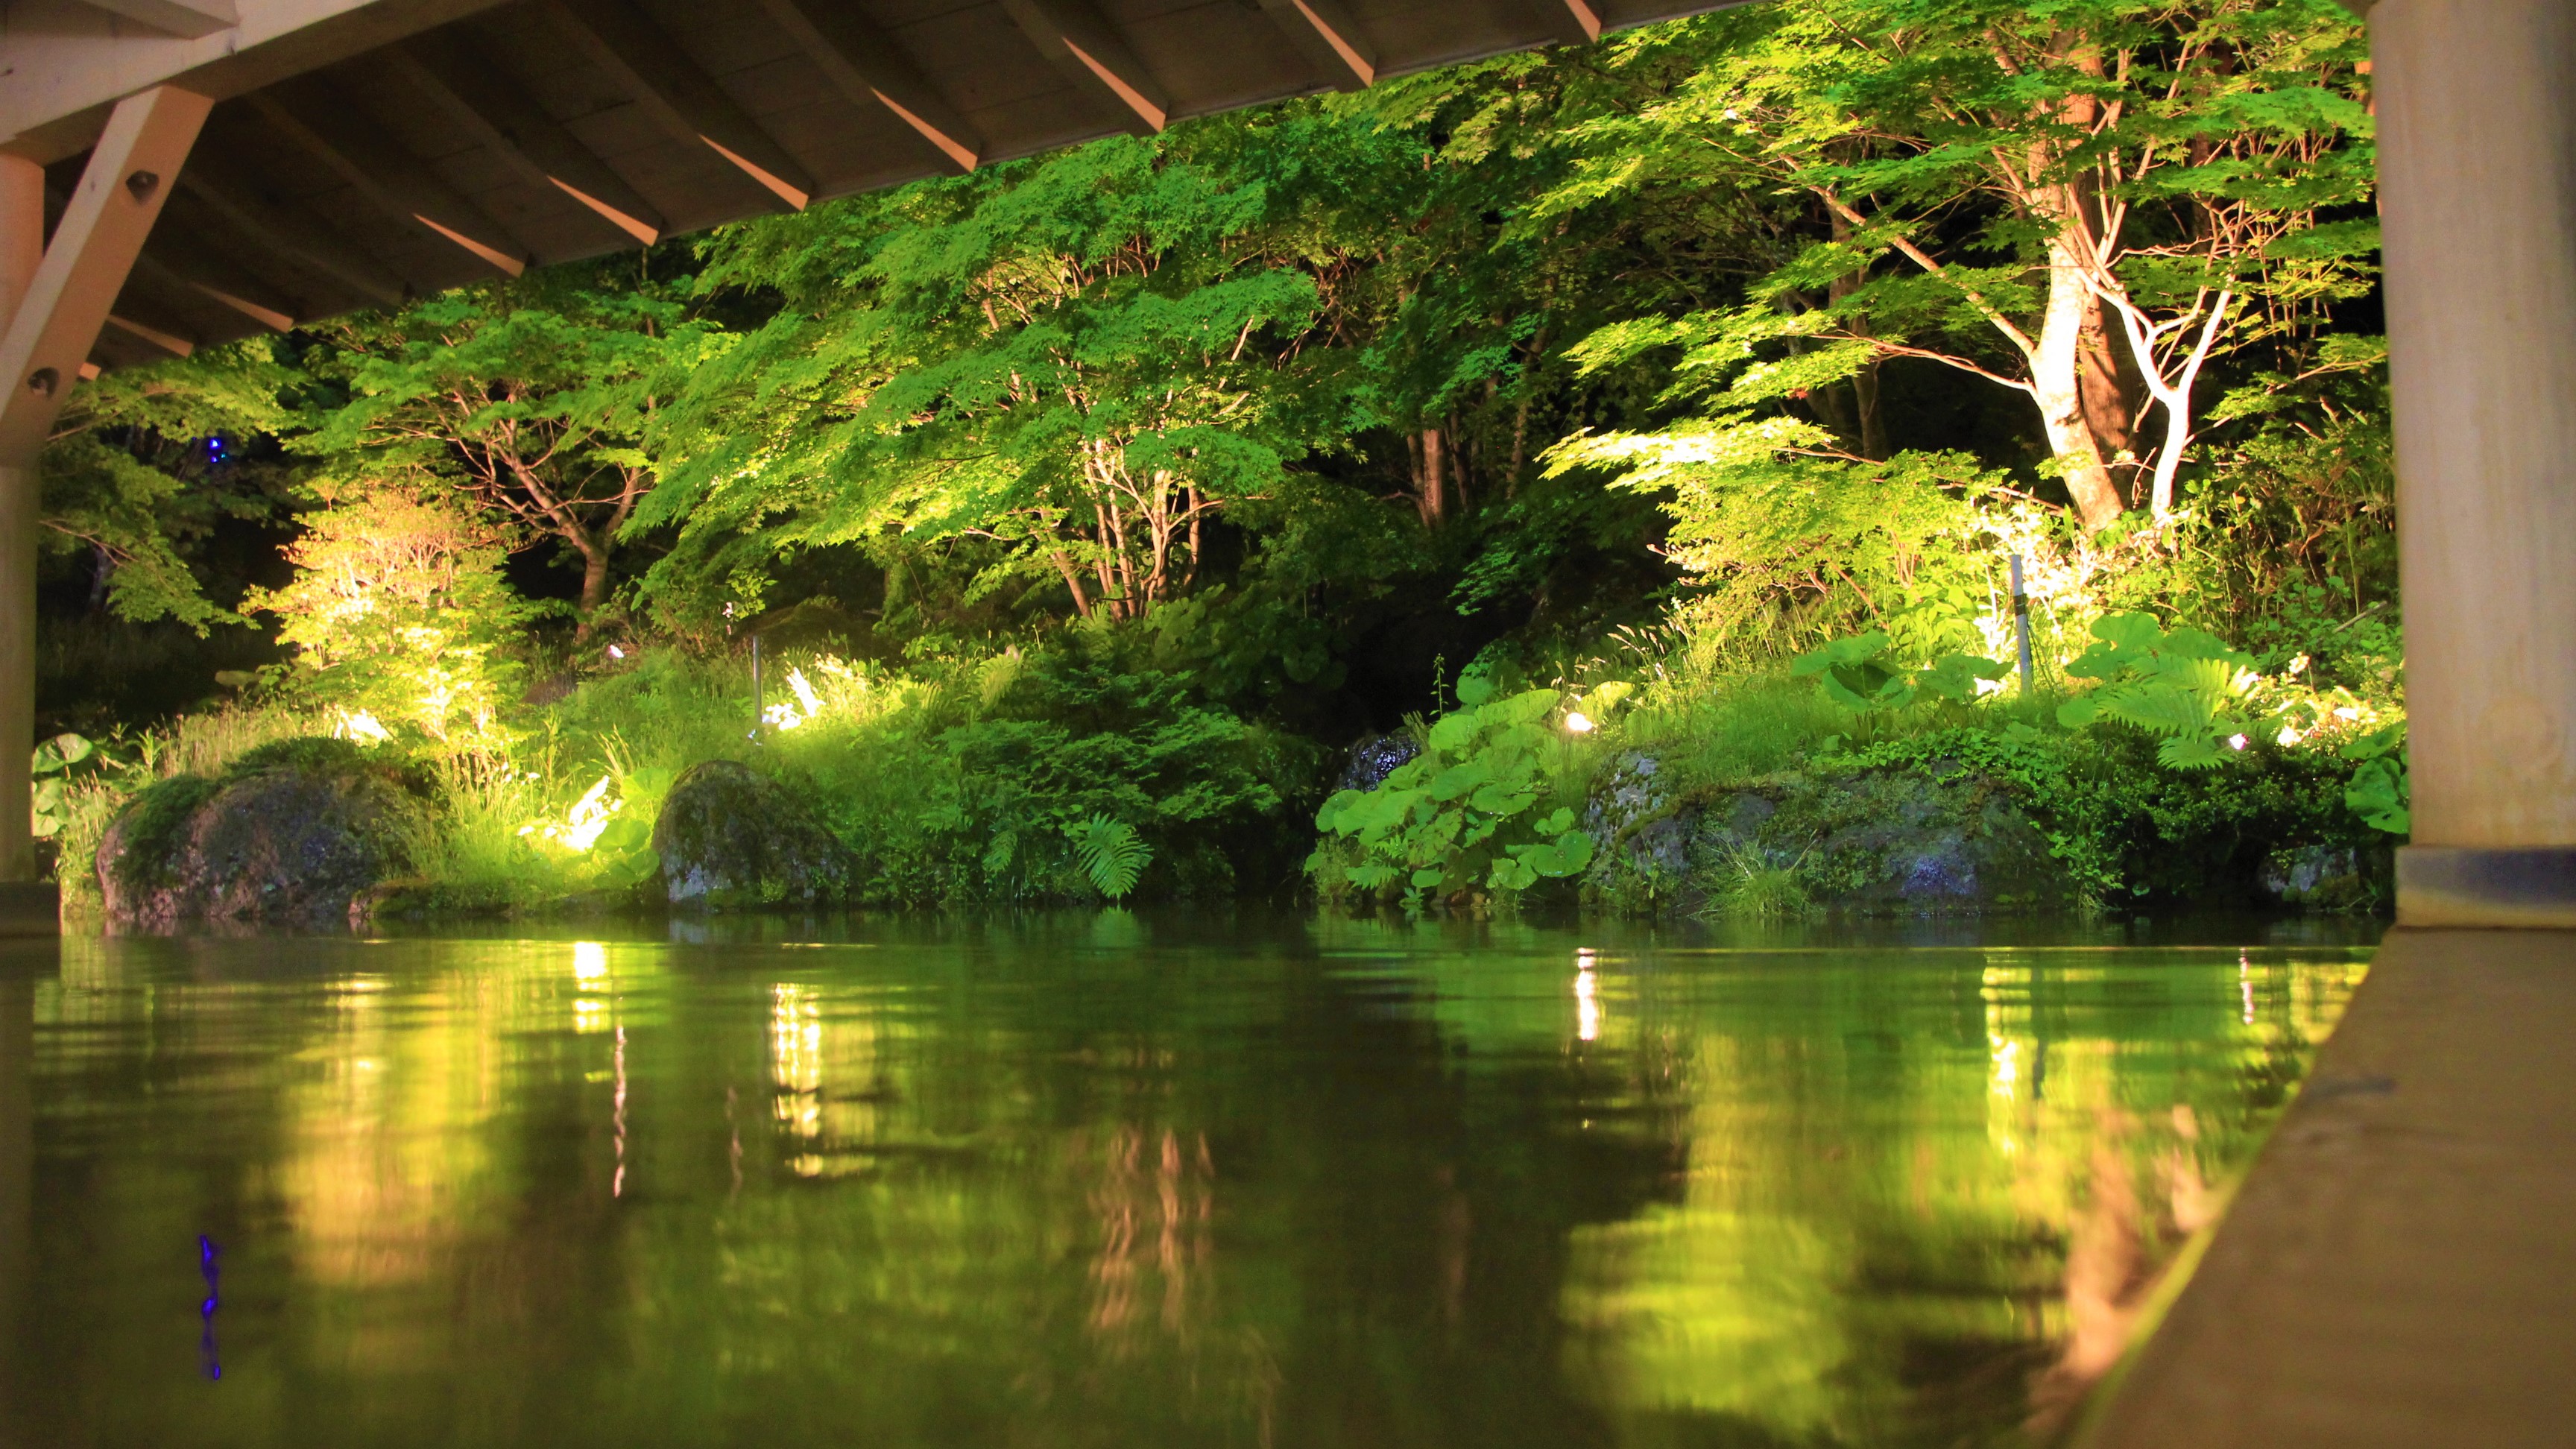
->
left=1309, top=670, right=1605, bottom=906
left=1790, top=631, right=2004, bottom=717
left=2339, top=724, right=2409, bottom=836
left=2056, top=613, right=2261, bottom=770
left=1065, top=815, right=1154, bottom=900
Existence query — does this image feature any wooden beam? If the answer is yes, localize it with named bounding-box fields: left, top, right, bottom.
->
left=176, top=156, right=410, bottom=307
left=542, top=0, right=815, bottom=211
left=1257, top=0, right=1375, bottom=91
left=1001, top=0, right=1168, bottom=136
left=0, top=86, right=211, bottom=459
left=1543, top=0, right=1603, bottom=46
left=103, top=311, right=195, bottom=358
left=131, top=248, right=296, bottom=332
left=385, top=31, right=667, bottom=246
left=752, top=0, right=982, bottom=173
left=247, top=75, right=531, bottom=277
left=78, top=0, right=238, bottom=40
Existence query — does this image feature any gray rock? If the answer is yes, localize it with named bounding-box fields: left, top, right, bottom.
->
left=1334, top=733, right=1420, bottom=793
left=1585, top=751, right=1701, bottom=888
left=2261, top=845, right=2388, bottom=911
left=1585, top=753, right=2074, bottom=915
left=97, top=741, right=426, bottom=929
left=1699, top=762, right=2072, bottom=912
left=653, top=760, right=855, bottom=909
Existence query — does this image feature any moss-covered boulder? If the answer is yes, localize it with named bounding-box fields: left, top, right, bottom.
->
left=95, top=738, right=429, bottom=929
left=1702, top=763, right=2074, bottom=912
left=1586, top=752, right=2074, bottom=915
left=652, top=760, right=854, bottom=909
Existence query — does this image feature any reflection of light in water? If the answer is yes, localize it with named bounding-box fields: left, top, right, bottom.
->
left=771, top=984, right=824, bottom=1158
left=575, top=942, right=610, bottom=1034
left=1991, top=1037, right=2019, bottom=1099
left=613, top=1025, right=628, bottom=1199
left=2240, top=951, right=2256, bottom=1026
left=1576, top=960, right=1601, bottom=1043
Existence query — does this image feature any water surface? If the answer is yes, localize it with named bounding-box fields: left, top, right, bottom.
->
left=0, top=915, right=2371, bottom=1448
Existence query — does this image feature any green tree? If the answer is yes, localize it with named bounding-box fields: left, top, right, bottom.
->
left=307, top=272, right=719, bottom=628
left=40, top=341, right=299, bottom=630
left=1534, top=0, right=2375, bottom=530
left=649, top=133, right=1371, bottom=627
left=242, top=479, right=529, bottom=748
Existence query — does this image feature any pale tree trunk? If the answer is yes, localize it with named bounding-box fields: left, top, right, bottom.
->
left=2022, top=37, right=2132, bottom=532
left=2033, top=236, right=2130, bottom=532
left=2124, top=293, right=2232, bottom=520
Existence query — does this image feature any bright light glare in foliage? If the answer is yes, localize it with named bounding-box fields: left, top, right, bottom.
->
left=2229, top=733, right=2250, bottom=751
left=1565, top=711, right=1596, bottom=734
left=332, top=710, right=391, bottom=745
left=521, top=775, right=624, bottom=852
left=763, top=668, right=836, bottom=731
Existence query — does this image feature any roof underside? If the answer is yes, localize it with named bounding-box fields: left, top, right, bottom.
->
left=37, top=0, right=1726, bottom=370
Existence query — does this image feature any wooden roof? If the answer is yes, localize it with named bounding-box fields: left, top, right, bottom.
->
left=2, top=0, right=1729, bottom=368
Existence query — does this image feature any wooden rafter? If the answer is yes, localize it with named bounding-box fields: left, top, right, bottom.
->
left=1257, top=0, right=1377, bottom=91
left=753, top=0, right=983, bottom=173
left=104, top=310, right=196, bottom=358
left=385, top=31, right=668, bottom=247
left=247, top=75, right=532, bottom=277
left=131, top=249, right=297, bottom=333
left=174, top=157, right=410, bottom=308
left=543, top=0, right=815, bottom=211
left=79, top=0, right=238, bottom=40
left=1002, top=0, right=1169, bottom=136
left=1546, top=0, right=1603, bottom=45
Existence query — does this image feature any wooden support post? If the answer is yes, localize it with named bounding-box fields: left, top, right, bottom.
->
left=0, top=85, right=209, bottom=921
left=0, top=161, right=38, bottom=917
left=2375, top=0, right=2576, bottom=926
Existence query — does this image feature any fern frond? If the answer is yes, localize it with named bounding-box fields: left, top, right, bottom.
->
left=1068, top=815, right=1152, bottom=900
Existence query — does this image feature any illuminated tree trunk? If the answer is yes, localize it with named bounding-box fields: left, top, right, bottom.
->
left=2033, top=236, right=2130, bottom=533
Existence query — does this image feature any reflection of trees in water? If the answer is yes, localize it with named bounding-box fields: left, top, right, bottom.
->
left=9, top=935, right=2369, bottom=1449
left=1552, top=950, right=2366, bottom=1448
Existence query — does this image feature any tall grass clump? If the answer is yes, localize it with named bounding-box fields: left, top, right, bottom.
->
left=1698, top=843, right=1815, bottom=922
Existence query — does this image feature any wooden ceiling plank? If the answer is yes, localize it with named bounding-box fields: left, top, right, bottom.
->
left=387, top=33, right=668, bottom=247
left=131, top=249, right=296, bottom=332
left=542, top=0, right=817, bottom=211
left=1257, top=0, right=1376, bottom=90
left=247, top=76, right=533, bottom=277
left=174, top=159, right=408, bottom=308
left=1000, top=0, right=1169, bottom=135
left=752, top=0, right=983, bottom=173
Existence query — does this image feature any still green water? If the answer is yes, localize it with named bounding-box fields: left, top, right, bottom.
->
left=0, top=915, right=2372, bottom=1448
